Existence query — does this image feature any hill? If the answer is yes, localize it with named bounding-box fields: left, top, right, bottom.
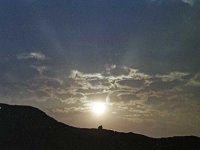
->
left=0, top=103, right=199, bottom=150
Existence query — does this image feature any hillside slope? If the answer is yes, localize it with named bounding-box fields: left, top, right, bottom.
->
left=0, top=103, right=199, bottom=150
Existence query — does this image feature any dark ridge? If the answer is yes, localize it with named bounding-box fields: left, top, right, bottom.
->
left=0, top=103, right=200, bottom=150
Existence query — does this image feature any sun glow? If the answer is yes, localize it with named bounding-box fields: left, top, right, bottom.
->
left=91, top=101, right=106, bottom=116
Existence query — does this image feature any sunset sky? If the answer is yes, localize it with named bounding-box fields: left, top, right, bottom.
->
left=0, top=0, right=200, bottom=137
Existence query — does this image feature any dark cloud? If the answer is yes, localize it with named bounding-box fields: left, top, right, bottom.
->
left=147, top=80, right=183, bottom=91
left=117, top=79, right=144, bottom=88
left=118, top=93, right=140, bottom=102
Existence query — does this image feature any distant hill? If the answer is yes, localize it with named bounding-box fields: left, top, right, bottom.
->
left=0, top=103, right=199, bottom=150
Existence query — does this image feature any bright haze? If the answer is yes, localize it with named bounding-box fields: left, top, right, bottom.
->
left=0, top=0, right=200, bottom=137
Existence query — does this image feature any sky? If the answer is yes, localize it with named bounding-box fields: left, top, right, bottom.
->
left=0, top=0, right=200, bottom=137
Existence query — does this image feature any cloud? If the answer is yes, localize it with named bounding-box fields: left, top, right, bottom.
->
left=155, top=72, right=190, bottom=82
left=69, top=66, right=151, bottom=95
left=17, top=52, right=47, bottom=61
left=66, top=67, right=199, bottom=124
left=182, top=0, right=195, bottom=6
left=30, top=65, right=48, bottom=75
left=117, top=79, right=144, bottom=88
left=118, top=93, right=139, bottom=101
left=186, top=73, right=200, bottom=87
left=68, top=67, right=191, bottom=104
left=68, top=66, right=153, bottom=110
left=2, top=63, right=199, bottom=136
left=151, top=0, right=196, bottom=6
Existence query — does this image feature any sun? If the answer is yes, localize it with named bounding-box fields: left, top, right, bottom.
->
left=91, top=101, right=106, bottom=116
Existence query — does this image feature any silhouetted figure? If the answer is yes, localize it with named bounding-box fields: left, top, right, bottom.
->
left=98, top=125, right=103, bottom=130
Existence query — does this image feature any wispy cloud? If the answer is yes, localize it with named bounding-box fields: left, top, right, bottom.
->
left=186, top=73, right=200, bottom=87
left=30, top=65, right=48, bottom=75
left=151, top=0, right=196, bottom=6
left=17, top=52, right=47, bottom=61
left=182, top=0, right=195, bottom=6
left=155, top=72, right=190, bottom=82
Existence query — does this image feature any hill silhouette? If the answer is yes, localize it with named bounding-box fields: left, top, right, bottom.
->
left=0, top=103, right=200, bottom=150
